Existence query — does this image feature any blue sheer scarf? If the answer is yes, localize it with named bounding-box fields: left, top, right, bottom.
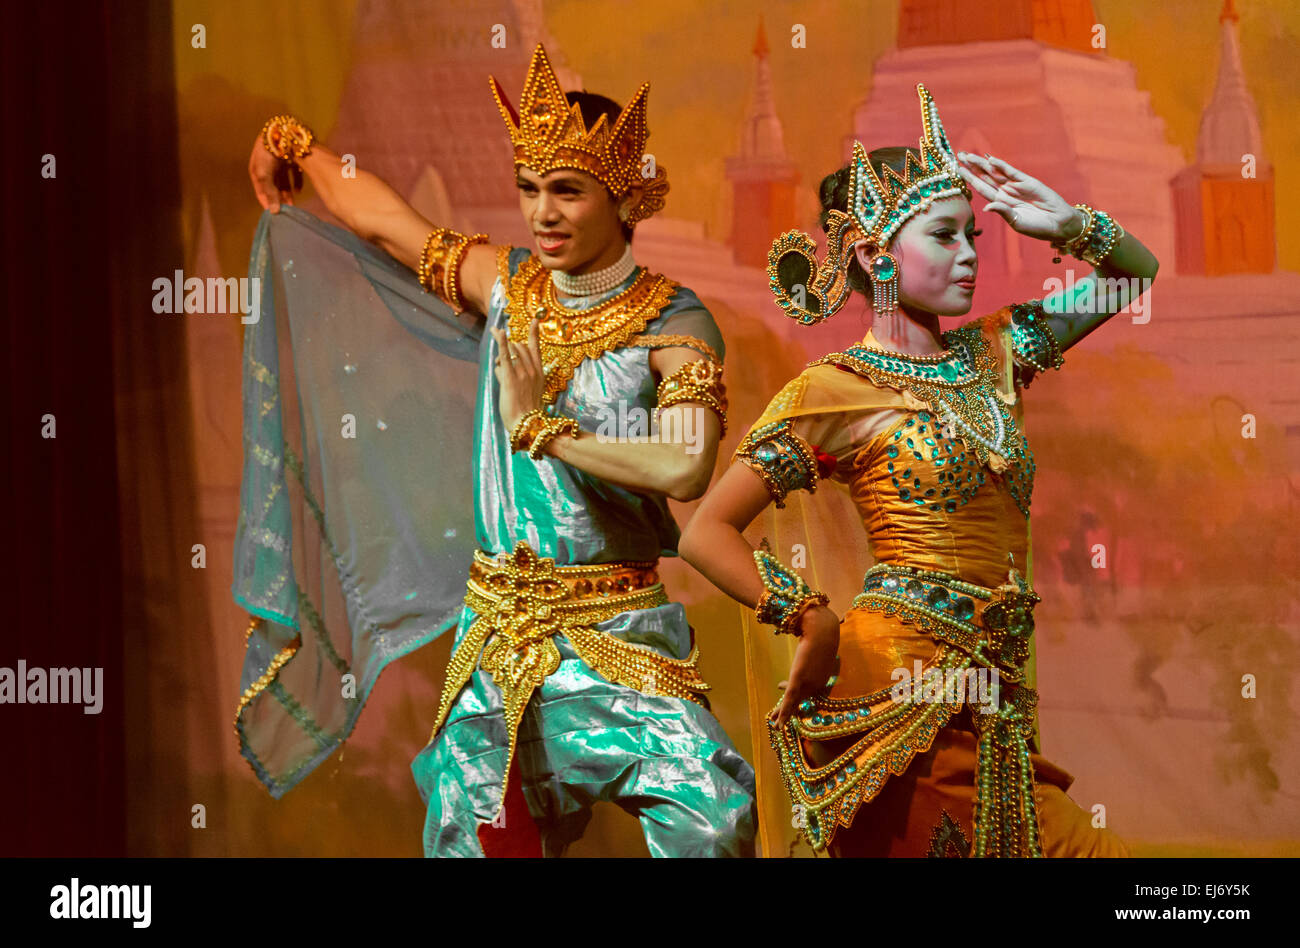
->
left=233, top=207, right=481, bottom=797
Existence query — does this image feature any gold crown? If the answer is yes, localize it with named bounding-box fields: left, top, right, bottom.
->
left=489, top=44, right=668, bottom=225
left=767, top=83, right=971, bottom=325
left=848, top=84, right=972, bottom=249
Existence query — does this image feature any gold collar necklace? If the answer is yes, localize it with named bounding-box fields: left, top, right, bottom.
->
left=502, top=254, right=678, bottom=404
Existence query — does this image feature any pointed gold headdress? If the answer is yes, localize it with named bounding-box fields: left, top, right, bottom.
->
left=768, top=83, right=971, bottom=324
left=489, top=44, right=669, bottom=225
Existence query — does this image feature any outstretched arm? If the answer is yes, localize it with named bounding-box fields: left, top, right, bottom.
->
left=248, top=124, right=498, bottom=316
left=958, top=151, right=1160, bottom=352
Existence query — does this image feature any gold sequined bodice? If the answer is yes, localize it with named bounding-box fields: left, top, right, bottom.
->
left=846, top=407, right=1029, bottom=590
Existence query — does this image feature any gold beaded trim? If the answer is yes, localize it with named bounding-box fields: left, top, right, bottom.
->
left=625, top=333, right=722, bottom=366
left=753, top=548, right=829, bottom=636
left=234, top=616, right=302, bottom=729
left=419, top=228, right=489, bottom=312
left=260, top=114, right=315, bottom=165
left=812, top=321, right=1028, bottom=472
left=851, top=561, right=1039, bottom=683
left=759, top=591, right=828, bottom=637
left=655, top=359, right=728, bottom=434
left=734, top=419, right=822, bottom=509
left=969, top=684, right=1044, bottom=857
left=499, top=253, right=677, bottom=404
left=769, top=645, right=968, bottom=852
left=428, top=542, right=711, bottom=817
left=769, top=558, right=1046, bottom=855
left=1009, top=301, right=1065, bottom=375
left=509, top=408, right=582, bottom=459
left=928, top=809, right=972, bottom=857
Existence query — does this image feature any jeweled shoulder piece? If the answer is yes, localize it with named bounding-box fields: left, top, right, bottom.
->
left=767, top=84, right=971, bottom=326
left=1008, top=301, right=1064, bottom=377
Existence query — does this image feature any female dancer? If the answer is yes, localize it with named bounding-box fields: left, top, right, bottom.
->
left=679, top=84, right=1157, bottom=856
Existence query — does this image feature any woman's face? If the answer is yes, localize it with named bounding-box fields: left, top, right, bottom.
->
left=855, top=196, right=981, bottom=317
left=515, top=165, right=628, bottom=273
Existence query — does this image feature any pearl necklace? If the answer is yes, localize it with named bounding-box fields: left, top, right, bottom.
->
left=549, top=243, right=636, bottom=297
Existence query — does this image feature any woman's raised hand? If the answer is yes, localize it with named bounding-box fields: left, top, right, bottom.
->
left=957, top=151, right=1080, bottom=243
left=773, top=604, right=841, bottom=728
left=248, top=133, right=299, bottom=214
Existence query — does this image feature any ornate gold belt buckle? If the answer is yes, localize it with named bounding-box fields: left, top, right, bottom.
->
left=981, top=575, right=1040, bottom=673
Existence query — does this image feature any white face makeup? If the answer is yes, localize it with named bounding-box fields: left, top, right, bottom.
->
left=856, top=196, right=982, bottom=318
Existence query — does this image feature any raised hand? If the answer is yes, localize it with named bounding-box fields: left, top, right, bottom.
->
left=248, top=134, right=300, bottom=214
left=956, top=151, right=1081, bottom=243
left=490, top=316, right=547, bottom=432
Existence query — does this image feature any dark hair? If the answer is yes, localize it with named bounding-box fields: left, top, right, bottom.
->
left=564, top=90, right=634, bottom=242
left=817, top=146, right=922, bottom=296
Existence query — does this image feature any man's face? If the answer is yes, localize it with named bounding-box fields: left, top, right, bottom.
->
left=516, top=165, right=624, bottom=273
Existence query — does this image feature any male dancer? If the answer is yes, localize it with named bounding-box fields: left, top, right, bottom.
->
left=248, top=44, right=754, bottom=857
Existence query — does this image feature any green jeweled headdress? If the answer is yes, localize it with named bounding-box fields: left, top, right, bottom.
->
left=768, top=84, right=971, bottom=326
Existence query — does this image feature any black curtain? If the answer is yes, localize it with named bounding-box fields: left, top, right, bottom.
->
left=1, top=0, right=193, bottom=856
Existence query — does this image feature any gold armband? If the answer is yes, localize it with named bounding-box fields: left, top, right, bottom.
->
left=260, top=114, right=315, bottom=166
left=509, top=409, right=582, bottom=459
left=655, top=359, right=728, bottom=434
left=419, top=228, right=490, bottom=311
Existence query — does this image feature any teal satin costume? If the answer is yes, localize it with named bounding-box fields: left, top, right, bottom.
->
left=232, top=209, right=754, bottom=856
left=410, top=248, right=756, bottom=857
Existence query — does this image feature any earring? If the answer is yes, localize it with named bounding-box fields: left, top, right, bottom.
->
left=618, top=206, right=630, bottom=223
left=870, top=252, right=899, bottom=318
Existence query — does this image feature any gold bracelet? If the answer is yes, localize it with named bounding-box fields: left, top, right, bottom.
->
left=419, top=228, right=490, bottom=311
left=655, top=359, right=728, bottom=434
left=508, top=409, right=546, bottom=454
left=1051, top=205, right=1093, bottom=264
left=529, top=414, right=582, bottom=459
left=1051, top=204, right=1123, bottom=267
left=260, top=114, right=315, bottom=166
left=509, top=409, right=581, bottom=459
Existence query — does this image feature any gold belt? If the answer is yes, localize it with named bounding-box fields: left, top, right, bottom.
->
left=429, top=542, right=711, bottom=813
left=850, top=559, right=1040, bottom=683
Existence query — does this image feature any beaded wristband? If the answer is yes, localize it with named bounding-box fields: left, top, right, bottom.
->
left=529, top=414, right=581, bottom=459
left=261, top=114, right=315, bottom=166
left=509, top=409, right=581, bottom=459
left=508, top=409, right=546, bottom=453
left=419, top=228, right=490, bottom=311
left=1077, top=207, right=1124, bottom=267
left=1051, top=204, right=1124, bottom=266
left=753, top=549, right=829, bottom=637
left=655, top=359, right=728, bottom=434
